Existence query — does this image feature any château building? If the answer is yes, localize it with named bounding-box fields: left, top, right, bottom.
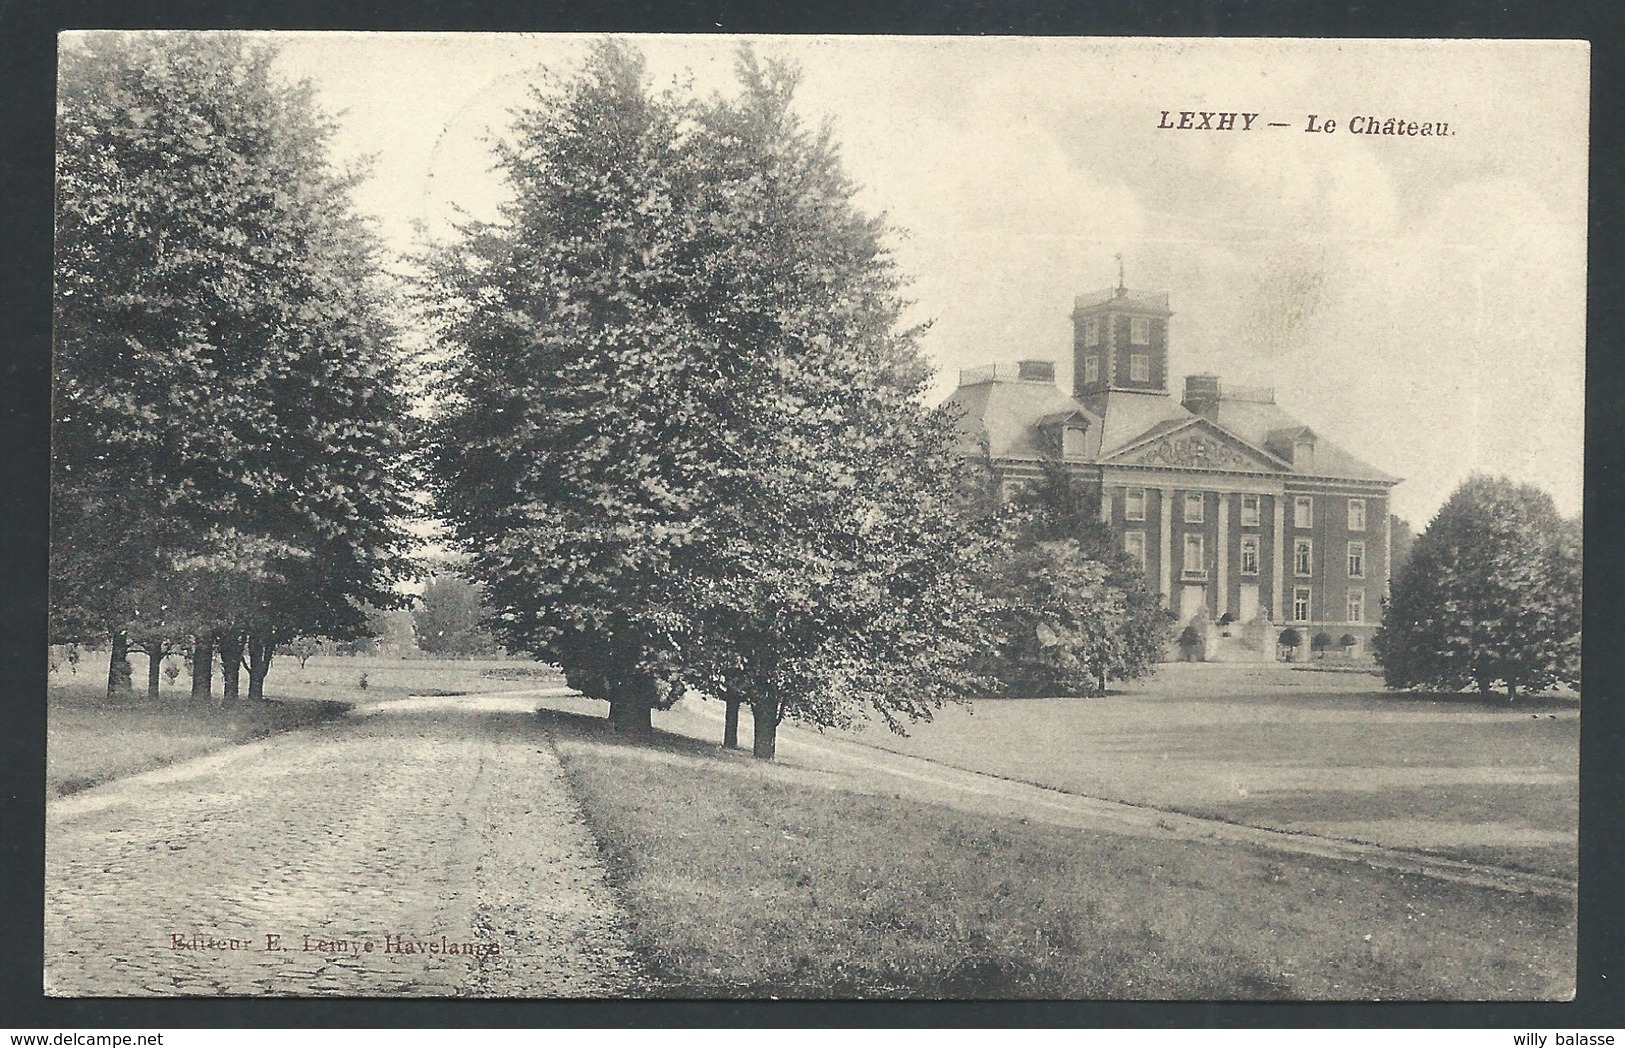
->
left=943, top=280, right=1401, bottom=660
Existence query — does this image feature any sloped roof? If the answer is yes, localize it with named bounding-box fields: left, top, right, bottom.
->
left=942, top=370, right=1398, bottom=485
left=1214, top=400, right=1398, bottom=483
left=1091, top=390, right=1195, bottom=456
left=939, top=379, right=1103, bottom=461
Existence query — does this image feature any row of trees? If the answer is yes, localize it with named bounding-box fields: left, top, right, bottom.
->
left=54, top=36, right=1161, bottom=752
left=52, top=35, right=416, bottom=703
left=55, top=35, right=1574, bottom=765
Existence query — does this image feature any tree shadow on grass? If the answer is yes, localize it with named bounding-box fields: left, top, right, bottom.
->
left=1371, top=689, right=1580, bottom=713
left=535, top=704, right=740, bottom=764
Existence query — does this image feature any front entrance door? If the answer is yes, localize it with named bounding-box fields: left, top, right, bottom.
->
left=1239, top=583, right=1259, bottom=623
left=1179, top=582, right=1207, bottom=622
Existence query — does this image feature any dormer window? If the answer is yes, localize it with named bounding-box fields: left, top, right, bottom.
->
left=1294, top=439, right=1315, bottom=468
left=1130, top=316, right=1151, bottom=345
left=1061, top=424, right=1087, bottom=459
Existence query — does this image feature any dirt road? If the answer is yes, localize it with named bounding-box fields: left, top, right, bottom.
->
left=45, top=698, right=642, bottom=997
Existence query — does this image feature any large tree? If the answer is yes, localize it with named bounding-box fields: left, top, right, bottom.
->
left=425, top=42, right=989, bottom=756
left=53, top=33, right=417, bottom=697
left=1373, top=475, right=1580, bottom=699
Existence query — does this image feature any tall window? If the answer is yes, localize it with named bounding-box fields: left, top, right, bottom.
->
left=1130, top=354, right=1150, bottom=382
left=1347, top=589, right=1365, bottom=623
left=1240, top=535, right=1260, bottom=575
left=1125, top=487, right=1146, bottom=521
left=1347, top=541, right=1366, bottom=578
left=1348, top=498, right=1367, bottom=531
left=1130, top=316, right=1151, bottom=345
left=1184, top=533, right=1205, bottom=576
left=1294, top=538, right=1313, bottom=576
left=1084, top=316, right=1099, bottom=346
left=1124, top=531, right=1146, bottom=571
left=1294, top=496, right=1313, bottom=529
left=1184, top=491, right=1205, bottom=523
left=1084, top=355, right=1099, bottom=384
left=1241, top=493, right=1261, bottom=527
left=1293, top=587, right=1312, bottom=622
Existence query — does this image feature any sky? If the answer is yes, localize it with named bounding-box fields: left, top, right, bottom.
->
left=256, top=33, right=1588, bottom=527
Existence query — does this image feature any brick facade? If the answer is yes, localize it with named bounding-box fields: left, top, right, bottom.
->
left=945, top=281, right=1401, bottom=661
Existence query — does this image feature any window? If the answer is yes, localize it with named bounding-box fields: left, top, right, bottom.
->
left=1294, top=538, right=1313, bottom=576
left=1293, top=587, right=1312, bottom=623
left=1183, top=533, right=1205, bottom=576
left=1241, top=493, right=1261, bottom=528
left=1347, top=541, right=1366, bottom=578
left=1348, top=498, right=1367, bottom=532
left=1240, top=535, right=1260, bottom=575
left=1184, top=491, right=1205, bottom=523
left=1347, top=589, right=1365, bottom=623
left=1124, top=487, right=1146, bottom=521
left=1124, top=531, right=1146, bottom=571
left=1084, top=316, right=1099, bottom=347
left=1084, top=355, right=1099, bottom=384
left=1130, top=316, right=1151, bottom=345
left=1293, top=496, right=1313, bottom=528
left=1130, top=354, right=1150, bottom=382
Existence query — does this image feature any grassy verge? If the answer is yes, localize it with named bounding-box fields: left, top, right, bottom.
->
left=47, top=681, right=350, bottom=797
left=47, top=654, right=566, bottom=797
left=546, top=711, right=1574, bottom=1000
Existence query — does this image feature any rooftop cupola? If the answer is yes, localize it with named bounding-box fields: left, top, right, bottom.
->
left=1071, top=266, right=1173, bottom=400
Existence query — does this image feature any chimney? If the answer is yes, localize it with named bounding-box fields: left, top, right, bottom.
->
left=1017, top=359, right=1057, bottom=384
left=1183, top=374, right=1221, bottom=419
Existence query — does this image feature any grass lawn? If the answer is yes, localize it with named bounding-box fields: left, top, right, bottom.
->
left=46, top=652, right=563, bottom=797
left=819, top=664, right=1578, bottom=879
left=547, top=709, right=1575, bottom=1000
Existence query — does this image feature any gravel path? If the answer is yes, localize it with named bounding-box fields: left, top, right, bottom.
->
left=45, top=700, right=642, bottom=997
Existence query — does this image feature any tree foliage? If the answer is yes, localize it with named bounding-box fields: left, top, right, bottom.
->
left=53, top=33, right=417, bottom=697
left=976, top=466, right=1165, bottom=695
left=413, top=571, right=499, bottom=656
left=1373, top=475, right=1580, bottom=699
left=424, top=41, right=989, bottom=756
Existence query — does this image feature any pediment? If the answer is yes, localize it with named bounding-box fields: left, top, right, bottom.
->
left=1104, top=418, right=1289, bottom=473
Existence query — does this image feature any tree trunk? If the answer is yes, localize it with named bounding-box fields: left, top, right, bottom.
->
left=145, top=645, right=162, bottom=700
left=218, top=632, right=243, bottom=705
left=106, top=631, right=133, bottom=697
left=1506, top=680, right=1518, bottom=703
left=751, top=698, right=778, bottom=761
left=723, top=700, right=741, bottom=749
left=190, top=638, right=214, bottom=702
left=246, top=637, right=273, bottom=702
left=608, top=701, right=652, bottom=734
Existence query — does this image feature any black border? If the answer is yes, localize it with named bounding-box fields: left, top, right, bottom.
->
left=4, top=0, right=1622, bottom=1030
